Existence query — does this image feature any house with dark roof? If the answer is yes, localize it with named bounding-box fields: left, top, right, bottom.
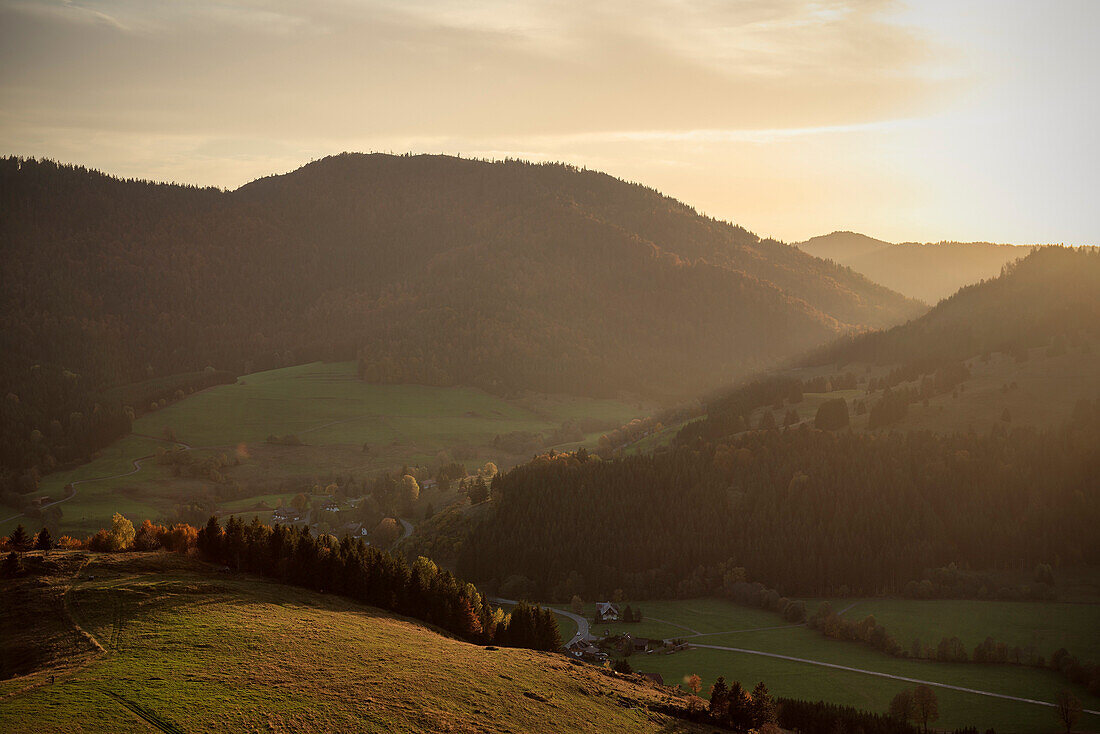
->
left=595, top=602, right=621, bottom=622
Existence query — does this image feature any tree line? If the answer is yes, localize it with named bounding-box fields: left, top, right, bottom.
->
left=459, top=400, right=1100, bottom=599
left=2, top=513, right=561, bottom=653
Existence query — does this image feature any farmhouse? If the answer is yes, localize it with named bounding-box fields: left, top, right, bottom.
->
left=272, top=507, right=300, bottom=523
left=595, top=602, right=621, bottom=622
left=567, top=641, right=607, bottom=663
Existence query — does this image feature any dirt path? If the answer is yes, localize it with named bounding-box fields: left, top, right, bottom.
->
left=690, top=642, right=1100, bottom=716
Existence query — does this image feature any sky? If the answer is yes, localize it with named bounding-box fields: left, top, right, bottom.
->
left=1, top=0, right=1097, bottom=245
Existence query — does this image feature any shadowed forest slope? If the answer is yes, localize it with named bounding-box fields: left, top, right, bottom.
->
left=0, top=153, right=921, bottom=480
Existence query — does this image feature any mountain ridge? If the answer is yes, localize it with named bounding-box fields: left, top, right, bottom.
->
left=795, top=230, right=1036, bottom=303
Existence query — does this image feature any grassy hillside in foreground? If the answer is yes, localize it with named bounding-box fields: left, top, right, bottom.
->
left=0, top=552, right=705, bottom=734
left=576, top=598, right=1100, bottom=733
left=1, top=362, right=644, bottom=539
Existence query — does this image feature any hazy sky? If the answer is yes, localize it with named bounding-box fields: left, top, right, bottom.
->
left=1, top=0, right=1097, bottom=244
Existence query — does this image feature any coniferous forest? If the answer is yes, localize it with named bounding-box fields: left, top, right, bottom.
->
left=0, top=154, right=921, bottom=492
left=460, top=399, right=1100, bottom=599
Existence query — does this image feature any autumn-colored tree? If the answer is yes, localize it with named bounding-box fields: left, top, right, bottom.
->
left=290, top=493, right=309, bottom=513
left=373, top=518, right=401, bottom=547
left=571, top=595, right=584, bottom=615
left=106, top=513, right=136, bottom=551
left=161, top=523, right=198, bottom=553
left=134, top=519, right=164, bottom=551
left=400, top=474, right=420, bottom=506
left=888, top=689, right=915, bottom=722
left=686, top=673, right=702, bottom=696
left=912, top=685, right=938, bottom=733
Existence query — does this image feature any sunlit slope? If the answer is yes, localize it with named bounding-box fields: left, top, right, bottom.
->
left=1, top=361, right=643, bottom=539
left=0, top=553, right=704, bottom=734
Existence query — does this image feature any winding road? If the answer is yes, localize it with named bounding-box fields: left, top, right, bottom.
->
left=0, top=434, right=200, bottom=527
left=397, top=518, right=414, bottom=542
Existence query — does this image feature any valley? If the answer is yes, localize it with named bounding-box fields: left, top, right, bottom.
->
left=568, top=598, right=1100, bottom=732
left=1, top=361, right=644, bottom=539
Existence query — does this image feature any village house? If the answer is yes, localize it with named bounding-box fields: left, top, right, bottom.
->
left=594, top=602, right=620, bottom=622
left=567, top=641, right=607, bottom=663
left=272, top=507, right=300, bottom=523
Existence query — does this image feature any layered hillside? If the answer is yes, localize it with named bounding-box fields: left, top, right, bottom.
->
left=797, top=231, right=1033, bottom=303
left=0, top=552, right=706, bottom=733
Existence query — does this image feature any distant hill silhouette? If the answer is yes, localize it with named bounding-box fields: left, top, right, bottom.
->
left=0, top=153, right=922, bottom=479
left=795, top=231, right=892, bottom=262
left=803, top=245, right=1099, bottom=367
left=797, top=231, right=1033, bottom=303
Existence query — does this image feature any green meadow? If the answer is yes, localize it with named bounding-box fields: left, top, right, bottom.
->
left=587, top=597, right=1100, bottom=733
left=3, top=362, right=642, bottom=539
left=0, top=553, right=702, bottom=734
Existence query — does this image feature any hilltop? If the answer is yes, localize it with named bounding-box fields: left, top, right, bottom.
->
left=0, top=551, right=706, bottom=733
left=802, top=245, right=1099, bottom=368
left=0, top=155, right=922, bottom=403
left=797, top=231, right=1033, bottom=303
left=0, top=154, right=923, bottom=490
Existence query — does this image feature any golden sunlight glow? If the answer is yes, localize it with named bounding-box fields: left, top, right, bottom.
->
left=0, top=0, right=1095, bottom=244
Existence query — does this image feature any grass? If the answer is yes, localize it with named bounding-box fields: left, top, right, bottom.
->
left=0, top=553, right=703, bottom=733
left=132, top=361, right=639, bottom=449
left=587, top=598, right=1099, bottom=733
left=817, top=597, right=1100, bottom=662
left=6, top=362, right=643, bottom=539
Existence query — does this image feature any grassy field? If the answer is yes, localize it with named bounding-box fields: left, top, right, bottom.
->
left=4, top=362, right=643, bottom=539
left=586, top=598, right=1100, bottom=733
left=814, top=597, right=1100, bottom=662
left=132, top=361, right=638, bottom=448
left=0, top=553, right=705, bottom=733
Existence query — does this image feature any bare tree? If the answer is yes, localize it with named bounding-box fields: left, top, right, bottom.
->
left=1055, top=689, right=1082, bottom=733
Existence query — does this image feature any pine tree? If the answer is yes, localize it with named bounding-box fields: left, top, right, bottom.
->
left=35, top=527, right=52, bottom=551
left=749, top=681, right=777, bottom=727
left=709, top=676, right=729, bottom=719
left=8, top=525, right=29, bottom=552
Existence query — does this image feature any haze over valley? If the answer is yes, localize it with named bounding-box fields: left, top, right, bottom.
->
left=1, top=2, right=1097, bottom=733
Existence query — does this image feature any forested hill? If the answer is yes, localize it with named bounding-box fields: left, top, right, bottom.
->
left=0, top=154, right=923, bottom=479
left=802, top=246, right=1100, bottom=368
left=1, top=153, right=919, bottom=397
left=796, top=231, right=1034, bottom=303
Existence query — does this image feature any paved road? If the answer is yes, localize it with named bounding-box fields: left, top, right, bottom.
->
left=0, top=434, right=230, bottom=527
left=397, top=518, right=413, bottom=543
left=691, top=643, right=1100, bottom=716
left=0, top=454, right=154, bottom=525
left=490, top=597, right=590, bottom=648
